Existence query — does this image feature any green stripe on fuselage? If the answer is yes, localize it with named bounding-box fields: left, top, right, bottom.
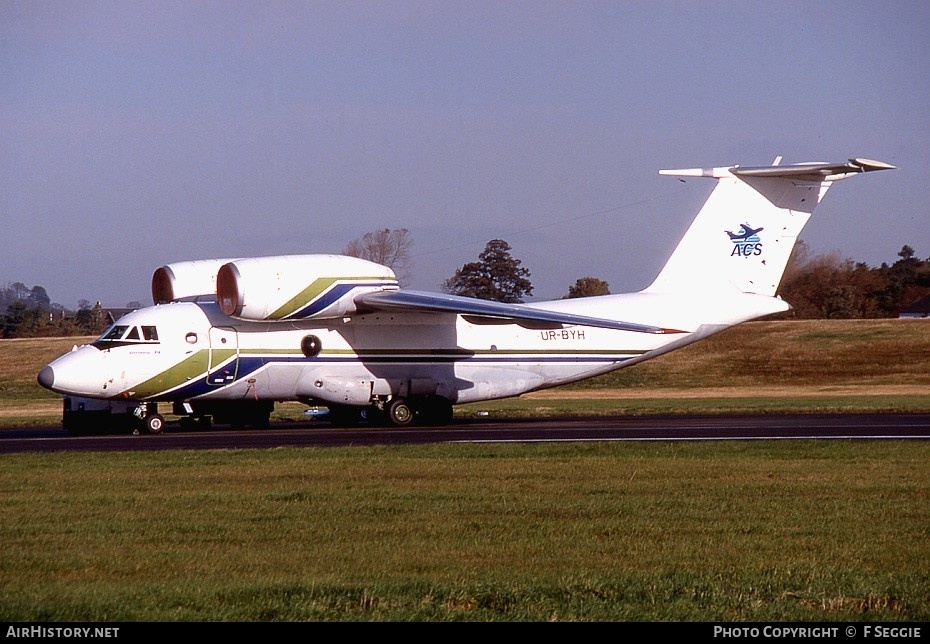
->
left=209, top=348, right=238, bottom=365
left=124, top=350, right=210, bottom=399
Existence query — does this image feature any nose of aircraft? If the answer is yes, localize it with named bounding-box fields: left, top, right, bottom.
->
left=36, top=345, right=114, bottom=398
left=37, top=365, right=55, bottom=390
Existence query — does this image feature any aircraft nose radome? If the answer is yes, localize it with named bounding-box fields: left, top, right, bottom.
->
left=37, top=366, right=55, bottom=390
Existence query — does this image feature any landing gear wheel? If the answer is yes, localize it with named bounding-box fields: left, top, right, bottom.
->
left=144, top=413, right=165, bottom=435
left=387, top=399, right=414, bottom=427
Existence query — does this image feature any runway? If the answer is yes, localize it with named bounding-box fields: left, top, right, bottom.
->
left=2, top=412, right=929, bottom=454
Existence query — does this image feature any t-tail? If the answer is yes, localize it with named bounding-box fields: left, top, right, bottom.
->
left=645, top=157, right=895, bottom=298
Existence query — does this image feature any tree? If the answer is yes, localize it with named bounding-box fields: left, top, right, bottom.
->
left=565, top=277, right=610, bottom=298
left=0, top=301, right=53, bottom=338
left=2, top=301, right=30, bottom=337
left=443, top=239, right=533, bottom=303
left=1, top=282, right=51, bottom=312
left=75, top=302, right=107, bottom=335
left=879, top=245, right=930, bottom=315
left=777, top=241, right=930, bottom=318
left=343, top=228, right=413, bottom=285
left=778, top=250, right=875, bottom=318
left=28, top=285, right=50, bottom=308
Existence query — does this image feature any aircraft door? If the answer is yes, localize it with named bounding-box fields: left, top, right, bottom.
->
left=207, top=326, right=239, bottom=386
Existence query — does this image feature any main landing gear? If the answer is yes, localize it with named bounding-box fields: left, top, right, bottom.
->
left=386, top=398, right=414, bottom=426
left=327, top=395, right=454, bottom=428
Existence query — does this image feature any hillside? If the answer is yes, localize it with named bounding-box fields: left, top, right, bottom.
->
left=554, top=318, right=930, bottom=392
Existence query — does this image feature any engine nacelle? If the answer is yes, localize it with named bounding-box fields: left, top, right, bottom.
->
left=152, top=258, right=240, bottom=304
left=216, top=254, right=398, bottom=321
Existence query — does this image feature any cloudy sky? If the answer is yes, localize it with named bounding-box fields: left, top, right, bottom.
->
left=2, top=1, right=927, bottom=308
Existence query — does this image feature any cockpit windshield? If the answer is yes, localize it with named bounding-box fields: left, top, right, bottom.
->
left=94, top=324, right=159, bottom=346
left=101, top=325, right=129, bottom=340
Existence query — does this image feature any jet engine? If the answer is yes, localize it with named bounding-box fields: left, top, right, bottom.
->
left=152, top=258, right=239, bottom=304
left=216, top=254, right=398, bottom=321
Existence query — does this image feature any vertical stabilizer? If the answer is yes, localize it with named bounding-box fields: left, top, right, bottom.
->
left=645, top=158, right=894, bottom=297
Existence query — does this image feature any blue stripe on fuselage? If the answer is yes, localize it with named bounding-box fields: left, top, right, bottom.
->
left=145, top=352, right=634, bottom=400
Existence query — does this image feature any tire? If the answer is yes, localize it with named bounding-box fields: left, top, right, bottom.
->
left=144, top=413, right=165, bottom=435
left=387, top=399, right=414, bottom=427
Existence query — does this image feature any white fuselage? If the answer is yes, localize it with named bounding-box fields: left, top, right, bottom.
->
left=39, top=289, right=786, bottom=407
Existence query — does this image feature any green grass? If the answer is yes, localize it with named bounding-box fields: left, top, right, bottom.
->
left=1, top=442, right=928, bottom=621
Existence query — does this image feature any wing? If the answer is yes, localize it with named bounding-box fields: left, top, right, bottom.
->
left=354, top=289, right=681, bottom=334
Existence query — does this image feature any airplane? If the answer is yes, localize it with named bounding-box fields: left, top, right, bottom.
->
left=726, top=224, right=764, bottom=241
left=37, top=157, right=894, bottom=433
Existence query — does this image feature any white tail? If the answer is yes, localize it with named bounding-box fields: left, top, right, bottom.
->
left=645, top=158, right=895, bottom=297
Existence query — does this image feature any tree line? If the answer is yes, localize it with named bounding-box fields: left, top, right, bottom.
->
left=3, top=233, right=929, bottom=338
left=0, top=285, right=110, bottom=338
left=777, top=242, right=930, bottom=318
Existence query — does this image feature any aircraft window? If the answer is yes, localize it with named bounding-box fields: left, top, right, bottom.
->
left=125, top=326, right=140, bottom=340
left=102, top=325, right=129, bottom=340
left=142, top=326, right=159, bottom=341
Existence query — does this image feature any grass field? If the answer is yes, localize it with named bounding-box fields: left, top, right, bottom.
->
left=1, top=319, right=929, bottom=621
left=1, top=441, right=928, bottom=621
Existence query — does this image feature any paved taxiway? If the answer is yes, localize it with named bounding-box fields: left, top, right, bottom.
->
left=1, top=413, right=929, bottom=454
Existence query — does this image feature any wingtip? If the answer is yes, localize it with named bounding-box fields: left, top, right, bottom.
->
left=850, top=158, right=896, bottom=171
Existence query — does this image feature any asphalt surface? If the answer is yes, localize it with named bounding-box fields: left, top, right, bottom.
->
left=2, top=412, right=929, bottom=453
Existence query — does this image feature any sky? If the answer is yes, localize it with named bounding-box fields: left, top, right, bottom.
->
left=2, top=1, right=928, bottom=309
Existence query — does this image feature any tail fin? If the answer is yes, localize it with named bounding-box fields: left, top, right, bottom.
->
left=645, top=158, right=894, bottom=296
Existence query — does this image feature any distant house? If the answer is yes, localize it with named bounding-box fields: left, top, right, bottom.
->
left=899, top=294, right=930, bottom=318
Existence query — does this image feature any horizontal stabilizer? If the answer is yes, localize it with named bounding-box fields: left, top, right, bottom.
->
left=355, top=289, right=682, bottom=334
left=660, top=157, right=895, bottom=181
left=732, top=158, right=895, bottom=180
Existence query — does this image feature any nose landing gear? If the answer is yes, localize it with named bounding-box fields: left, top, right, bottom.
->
left=133, top=403, right=165, bottom=435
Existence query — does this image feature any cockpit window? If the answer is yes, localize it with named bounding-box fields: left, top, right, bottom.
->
left=101, top=325, right=129, bottom=340
left=94, top=324, right=160, bottom=347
